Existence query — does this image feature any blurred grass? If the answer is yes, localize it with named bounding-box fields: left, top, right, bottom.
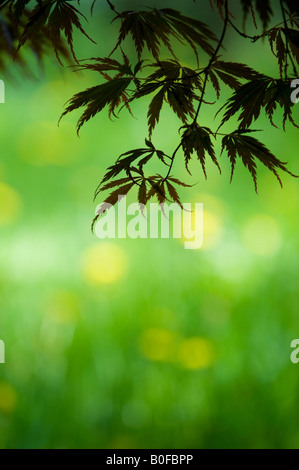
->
left=0, top=0, right=299, bottom=450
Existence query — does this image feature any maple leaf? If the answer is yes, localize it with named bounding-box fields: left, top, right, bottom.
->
left=145, top=175, right=191, bottom=208
left=60, top=77, right=133, bottom=134
left=138, top=180, right=147, bottom=208
left=111, top=8, right=217, bottom=63
left=181, top=123, right=221, bottom=178
left=0, top=0, right=30, bottom=17
left=241, top=0, right=273, bottom=29
left=92, top=180, right=135, bottom=230
left=283, top=0, right=299, bottom=16
left=74, top=52, right=138, bottom=80
left=167, top=83, right=197, bottom=122
left=147, top=88, right=165, bottom=138
left=166, top=180, right=183, bottom=208
left=268, top=29, right=286, bottom=78
left=218, top=77, right=298, bottom=130
left=0, top=6, right=71, bottom=73
left=146, top=60, right=203, bottom=88
left=159, top=8, right=218, bottom=60
left=208, top=0, right=226, bottom=19
left=282, top=28, right=299, bottom=66
left=95, top=142, right=169, bottom=194
left=209, top=60, right=262, bottom=96
left=221, top=130, right=297, bottom=191
left=254, top=0, right=273, bottom=30
left=135, top=78, right=199, bottom=137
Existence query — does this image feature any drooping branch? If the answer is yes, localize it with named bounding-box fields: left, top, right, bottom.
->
left=162, top=0, right=229, bottom=183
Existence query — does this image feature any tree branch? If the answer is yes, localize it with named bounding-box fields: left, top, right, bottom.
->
left=105, top=0, right=120, bottom=16
left=280, top=0, right=297, bottom=78
left=193, top=0, right=229, bottom=123
left=163, top=143, right=183, bottom=182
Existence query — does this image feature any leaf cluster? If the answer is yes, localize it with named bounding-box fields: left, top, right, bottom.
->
left=111, top=8, right=218, bottom=63
left=1, top=0, right=298, bottom=224
left=219, top=76, right=299, bottom=130
left=221, top=129, right=297, bottom=191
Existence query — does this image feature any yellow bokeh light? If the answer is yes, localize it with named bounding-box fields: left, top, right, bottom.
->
left=0, top=382, right=17, bottom=414
left=261, top=174, right=299, bottom=215
left=139, top=328, right=178, bottom=362
left=29, top=80, right=81, bottom=121
left=81, top=242, right=128, bottom=285
left=243, top=214, right=282, bottom=256
left=0, top=182, right=22, bottom=225
left=195, top=193, right=227, bottom=216
left=177, top=337, right=215, bottom=370
left=178, top=209, right=222, bottom=250
left=200, top=194, right=225, bottom=250
left=17, top=121, right=79, bottom=166
left=202, top=211, right=223, bottom=250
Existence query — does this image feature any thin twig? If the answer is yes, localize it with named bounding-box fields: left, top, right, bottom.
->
left=105, top=0, right=120, bottom=16
left=193, top=0, right=229, bottom=123
left=228, top=19, right=259, bottom=41
left=127, top=168, right=141, bottom=187
left=163, top=143, right=183, bottom=182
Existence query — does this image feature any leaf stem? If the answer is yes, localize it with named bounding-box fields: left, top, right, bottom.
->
left=163, top=0, right=229, bottom=184
left=105, top=0, right=120, bottom=16
left=163, top=143, right=183, bottom=182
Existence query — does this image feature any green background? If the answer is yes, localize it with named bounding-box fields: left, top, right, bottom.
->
left=0, top=0, right=298, bottom=449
